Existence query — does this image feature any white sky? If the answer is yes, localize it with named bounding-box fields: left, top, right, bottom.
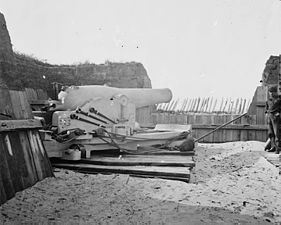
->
left=2, top=0, right=281, bottom=99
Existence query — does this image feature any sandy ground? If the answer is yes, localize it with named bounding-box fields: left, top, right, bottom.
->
left=0, top=141, right=280, bottom=224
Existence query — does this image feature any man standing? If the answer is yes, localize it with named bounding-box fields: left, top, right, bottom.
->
left=266, top=85, right=281, bottom=154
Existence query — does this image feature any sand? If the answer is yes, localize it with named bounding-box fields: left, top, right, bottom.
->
left=0, top=141, right=279, bottom=224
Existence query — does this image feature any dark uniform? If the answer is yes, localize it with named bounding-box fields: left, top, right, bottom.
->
left=266, top=85, right=281, bottom=154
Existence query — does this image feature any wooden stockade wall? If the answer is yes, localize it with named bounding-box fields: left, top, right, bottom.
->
left=157, top=97, right=251, bottom=114
left=0, top=88, right=53, bottom=205
left=148, top=87, right=269, bottom=143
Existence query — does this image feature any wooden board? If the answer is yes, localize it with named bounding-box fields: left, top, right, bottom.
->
left=54, top=155, right=195, bottom=168
left=9, top=90, right=33, bottom=119
left=8, top=132, right=32, bottom=188
left=132, top=149, right=195, bottom=156
left=77, top=148, right=195, bottom=157
left=18, top=131, right=38, bottom=184
left=0, top=88, right=53, bottom=205
left=0, top=134, right=15, bottom=203
left=18, top=91, right=33, bottom=119
left=1, top=133, right=24, bottom=193
left=9, top=90, right=23, bottom=119
left=52, top=163, right=190, bottom=182
left=0, top=88, right=15, bottom=119
left=0, top=119, right=42, bottom=132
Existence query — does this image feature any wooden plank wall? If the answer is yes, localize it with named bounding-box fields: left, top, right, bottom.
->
left=24, top=88, right=48, bottom=101
left=0, top=88, right=53, bottom=205
left=24, top=88, right=49, bottom=111
left=247, top=86, right=267, bottom=124
left=192, top=124, right=267, bottom=143
left=151, top=112, right=267, bottom=143
left=136, top=106, right=155, bottom=128
left=152, top=113, right=257, bottom=126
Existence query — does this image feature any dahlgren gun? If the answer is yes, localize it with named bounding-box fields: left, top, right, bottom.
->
left=42, top=85, right=193, bottom=159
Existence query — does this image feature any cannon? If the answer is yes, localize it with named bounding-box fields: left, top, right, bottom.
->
left=55, top=85, right=173, bottom=110
left=42, top=85, right=192, bottom=159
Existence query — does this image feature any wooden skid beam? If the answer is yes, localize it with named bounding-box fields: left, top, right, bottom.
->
left=130, top=150, right=195, bottom=156
left=53, top=155, right=195, bottom=168
left=82, top=149, right=195, bottom=157
left=52, top=163, right=191, bottom=182
left=0, top=119, right=42, bottom=132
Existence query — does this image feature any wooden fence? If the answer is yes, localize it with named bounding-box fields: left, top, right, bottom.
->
left=157, top=97, right=251, bottom=114
left=145, top=86, right=269, bottom=143
left=247, top=86, right=267, bottom=125
left=151, top=112, right=267, bottom=143
left=24, top=88, right=48, bottom=101
left=0, top=88, right=53, bottom=205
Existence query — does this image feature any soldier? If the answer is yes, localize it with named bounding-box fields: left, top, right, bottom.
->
left=265, top=85, right=281, bottom=154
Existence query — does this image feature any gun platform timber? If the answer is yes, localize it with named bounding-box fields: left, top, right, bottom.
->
left=50, top=149, right=195, bottom=183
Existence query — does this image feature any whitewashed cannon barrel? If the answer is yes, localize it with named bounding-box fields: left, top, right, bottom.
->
left=54, top=85, right=173, bottom=110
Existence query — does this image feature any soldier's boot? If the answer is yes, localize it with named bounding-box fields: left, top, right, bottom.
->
left=275, top=146, right=281, bottom=154
left=267, top=137, right=276, bottom=152
left=275, top=138, right=281, bottom=154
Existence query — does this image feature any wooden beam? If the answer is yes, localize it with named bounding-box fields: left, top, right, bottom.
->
left=52, top=163, right=191, bottom=181
left=29, top=100, right=49, bottom=105
left=78, top=155, right=195, bottom=168
left=0, top=119, right=42, bottom=132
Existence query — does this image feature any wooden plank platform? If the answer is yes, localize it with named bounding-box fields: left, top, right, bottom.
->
left=51, top=151, right=194, bottom=182
left=54, top=155, right=195, bottom=168
left=52, top=163, right=191, bottom=182
left=91, top=149, right=195, bottom=156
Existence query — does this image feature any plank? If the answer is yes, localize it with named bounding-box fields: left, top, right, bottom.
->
left=24, top=88, right=38, bottom=101
left=0, top=134, right=14, bottom=203
left=0, top=88, right=15, bottom=119
left=212, top=98, right=217, bottom=112
left=34, top=131, right=54, bottom=177
left=248, top=129, right=256, bottom=141
left=36, top=89, right=48, bottom=100
left=256, top=106, right=266, bottom=125
left=18, top=91, right=33, bottom=119
left=27, top=130, right=44, bottom=180
left=135, top=147, right=195, bottom=156
left=30, top=131, right=47, bottom=179
left=9, top=90, right=23, bottom=119
left=79, top=155, right=195, bottom=167
left=129, top=174, right=189, bottom=182
left=52, top=163, right=190, bottom=180
left=0, top=172, right=7, bottom=205
left=2, top=133, right=24, bottom=193
left=8, top=132, right=31, bottom=188
left=0, top=119, right=42, bottom=132
left=18, top=131, right=38, bottom=184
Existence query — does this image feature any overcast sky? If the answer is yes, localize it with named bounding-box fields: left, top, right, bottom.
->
left=2, top=0, right=281, bottom=99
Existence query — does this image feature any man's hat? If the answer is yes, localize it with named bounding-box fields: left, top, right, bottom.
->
left=268, top=85, right=278, bottom=93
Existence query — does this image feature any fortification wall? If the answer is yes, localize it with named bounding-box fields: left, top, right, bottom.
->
left=0, top=12, right=152, bottom=99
